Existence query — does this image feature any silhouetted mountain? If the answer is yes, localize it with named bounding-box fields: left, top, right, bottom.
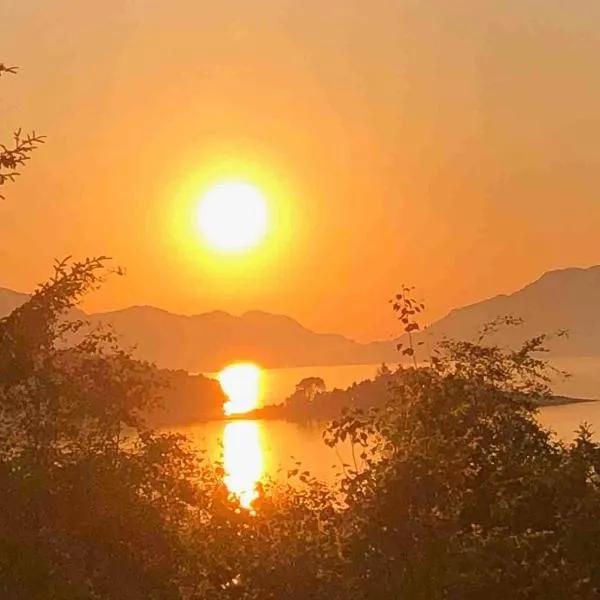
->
left=85, top=306, right=387, bottom=371
left=380, top=265, right=600, bottom=359
left=0, top=287, right=87, bottom=322
left=0, top=287, right=28, bottom=317
left=2, top=265, right=600, bottom=372
left=0, top=288, right=384, bottom=370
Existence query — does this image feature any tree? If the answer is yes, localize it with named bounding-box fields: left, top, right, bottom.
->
left=323, top=291, right=600, bottom=599
left=0, top=64, right=44, bottom=198
left=294, top=376, right=326, bottom=402
left=391, top=285, right=425, bottom=367
left=0, top=258, right=205, bottom=599
left=283, top=376, right=327, bottom=419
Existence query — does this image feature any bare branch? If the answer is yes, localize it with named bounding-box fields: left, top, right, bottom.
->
left=0, top=64, right=18, bottom=77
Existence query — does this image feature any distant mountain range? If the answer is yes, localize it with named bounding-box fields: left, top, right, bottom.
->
left=2, top=265, right=600, bottom=372
left=404, top=265, right=600, bottom=358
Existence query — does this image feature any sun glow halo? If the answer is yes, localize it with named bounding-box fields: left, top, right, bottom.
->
left=197, top=182, right=268, bottom=252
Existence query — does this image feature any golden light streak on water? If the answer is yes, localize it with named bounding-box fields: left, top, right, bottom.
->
left=223, top=420, right=264, bottom=508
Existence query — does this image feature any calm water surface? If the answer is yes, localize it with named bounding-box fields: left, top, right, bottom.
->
left=177, top=402, right=600, bottom=504
left=180, top=401, right=600, bottom=475
left=181, top=359, right=600, bottom=503
left=205, top=357, right=600, bottom=406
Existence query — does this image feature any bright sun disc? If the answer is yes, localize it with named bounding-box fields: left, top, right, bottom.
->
left=197, top=182, right=268, bottom=252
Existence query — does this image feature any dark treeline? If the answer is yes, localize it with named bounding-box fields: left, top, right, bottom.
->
left=146, top=369, right=226, bottom=427
left=251, top=367, right=396, bottom=422
left=251, top=364, right=590, bottom=424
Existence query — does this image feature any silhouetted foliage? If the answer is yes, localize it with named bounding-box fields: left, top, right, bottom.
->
left=147, top=368, right=227, bottom=427
left=0, top=64, right=44, bottom=198
left=391, top=284, right=425, bottom=366
left=0, top=259, right=194, bottom=598
left=319, top=291, right=600, bottom=599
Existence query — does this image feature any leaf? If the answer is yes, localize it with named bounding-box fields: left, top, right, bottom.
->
left=402, top=347, right=415, bottom=356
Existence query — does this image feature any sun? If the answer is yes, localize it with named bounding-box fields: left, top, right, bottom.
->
left=196, top=182, right=269, bottom=252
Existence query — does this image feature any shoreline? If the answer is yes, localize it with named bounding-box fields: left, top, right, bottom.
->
left=193, top=395, right=600, bottom=426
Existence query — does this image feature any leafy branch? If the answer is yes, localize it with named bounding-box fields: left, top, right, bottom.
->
left=0, top=129, right=46, bottom=198
left=391, top=285, right=425, bottom=367
left=0, top=64, right=45, bottom=198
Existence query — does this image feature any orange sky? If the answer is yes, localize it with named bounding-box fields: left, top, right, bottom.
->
left=1, top=0, right=600, bottom=341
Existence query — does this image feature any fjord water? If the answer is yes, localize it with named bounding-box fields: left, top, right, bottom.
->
left=180, top=359, right=600, bottom=502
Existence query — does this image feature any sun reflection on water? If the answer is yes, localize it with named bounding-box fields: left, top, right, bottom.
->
left=219, top=363, right=262, bottom=415
left=223, top=420, right=264, bottom=508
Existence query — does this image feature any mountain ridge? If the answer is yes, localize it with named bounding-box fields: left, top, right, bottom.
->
left=394, top=265, right=600, bottom=357
left=2, top=264, right=600, bottom=371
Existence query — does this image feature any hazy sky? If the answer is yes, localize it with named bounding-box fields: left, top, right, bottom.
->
left=2, top=0, right=600, bottom=341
